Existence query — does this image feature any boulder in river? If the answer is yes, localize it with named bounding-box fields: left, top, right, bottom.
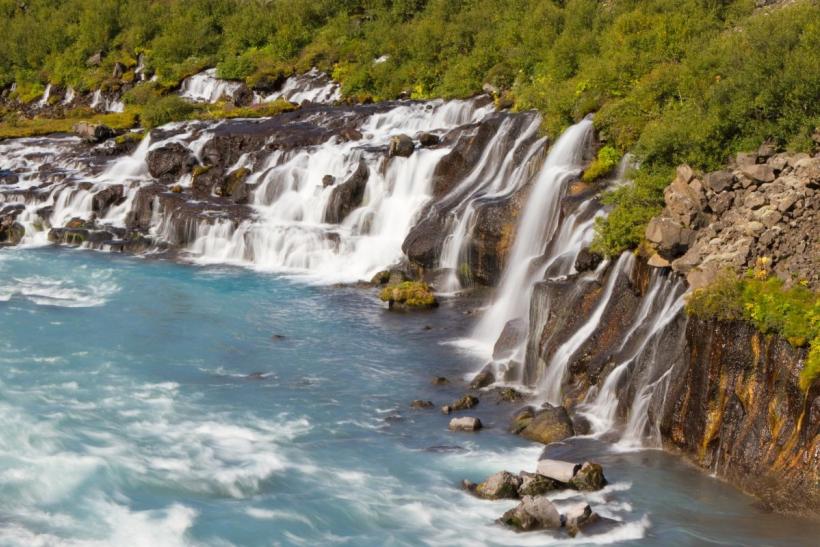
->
left=517, top=404, right=575, bottom=444
left=568, top=462, right=607, bottom=491
left=410, top=400, right=434, bottom=410
left=535, top=459, right=607, bottom=491
left=448, top=416, right=482, bottom=432
left=499, top=495, right=562, bottom=531
left=472, top=471, right=521, bottom=500
left=388, top=134, right=414, bottom=157
left=517, top=471, right=561, bottom=496
left=565, top=503, right=598, bottom=537
left=536, top=459, right=582, bottom=484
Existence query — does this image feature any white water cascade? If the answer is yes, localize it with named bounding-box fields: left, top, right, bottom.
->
left=179, top=69, right=244, bottom=103
left=90, top=89, right=124, bottom=113
left=36, top=84, right=52, bottom=108
left=256, top=68, right=341, bottom=105
left=470, top=118, right=595, bottom=352
left=578, top=272, right=686, bottom=434
left=174, top=100, right=491, bottom=283
left=437, top=116, right=544, bottom=293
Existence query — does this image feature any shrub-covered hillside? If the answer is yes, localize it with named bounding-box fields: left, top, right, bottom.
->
left=1, top=0, right=818, bottom=253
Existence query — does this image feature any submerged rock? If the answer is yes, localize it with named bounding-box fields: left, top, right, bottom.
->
left=410, top=400, right=434, bottom=409
left=448, top=416, right=482, bottom=432
left=431, top=376, right=449, bottom=385
left=442, top=394, right=478, bottom=414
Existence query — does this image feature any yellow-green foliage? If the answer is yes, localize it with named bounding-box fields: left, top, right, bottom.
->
left=379, top=281, right=438, bottom=309
left=139, top=95, right=197, bottom=129
left=686, top=271, right=820, bottom=389
left=582, top=146, right=621, bottom=182
left=0, top=108, right=138, bottom=139
left=199, top=99, right=297, bottom=121
left=114, top=130, right=145, bottom=146
left=1, top=0, right=818, bottom=254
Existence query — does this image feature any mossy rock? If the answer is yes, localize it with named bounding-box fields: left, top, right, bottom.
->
left=378, top=281, right=437, bottom=310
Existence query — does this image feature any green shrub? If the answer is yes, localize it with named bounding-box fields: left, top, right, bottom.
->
left=582, top=145, right=621, bottom=182
left=139, top=95, right=197, bottom=129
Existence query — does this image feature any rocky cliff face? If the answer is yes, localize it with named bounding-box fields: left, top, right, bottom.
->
left=644, top=148, right=819, bottom=290
left=662, top=318, right=819, bottom=517
left=521, top=254, right=817, bottom=516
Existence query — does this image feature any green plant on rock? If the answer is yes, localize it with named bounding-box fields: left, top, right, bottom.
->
left=379, top=281, right=438, bottom=309
left=686, top=270, right=820, bottom=389
left=582, top=146, right=621, bottom=183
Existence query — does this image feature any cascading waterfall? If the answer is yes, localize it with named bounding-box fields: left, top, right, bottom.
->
left=90, top=89, right=124, bottom=113
left=179, top=69, right=244, bottom=103
left=256, top=68, right=341, bottom=104
left=538, top=252, right=632, bottom=404
left=437, top=116, right=544, bottom=293
left=471, top=118, right=594, bottom=352
left=578, top=272, right=686, bottom=434
left=181, top=101, right=489, bottom=283
left=36, top=84, right=52, bottom=108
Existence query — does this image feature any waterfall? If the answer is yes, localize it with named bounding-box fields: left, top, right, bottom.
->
left=90, top=90, right=124, bottom=113
left=63, top=87, right=76, bottom=106
left=471, top=119, right=594, bottom=351
left=179, top=69, right=244, bottom=103
left=577, top=272, right=685, bottom=433
left=256, top=68, right=341, bottom=105
left=538, top=252, right=632, bottom=404
left=437, top=116, right=544, bottom=293
left=36, top=84, right=52, bottom=108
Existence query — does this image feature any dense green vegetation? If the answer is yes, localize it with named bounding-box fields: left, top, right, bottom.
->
left=0, top=0, right=818, bottom=252
left=686, top=266, right=820, bottom=389
left=379, top=281, right=438, bottom=309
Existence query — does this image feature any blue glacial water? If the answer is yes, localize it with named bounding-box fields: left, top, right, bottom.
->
left=1, top=247, right=818, bottom=546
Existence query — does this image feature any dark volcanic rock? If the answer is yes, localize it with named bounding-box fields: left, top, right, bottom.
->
left=470, top=366, right=495, bottom=389
left=147, top=142, right=196, bottom=180
left=324, top=161, right=369, bottom=224
left=662, top=318, right=820, bottom=517
left=388, top=134, right=414, bottom=157
left=575, top=247, right=603, bottom=272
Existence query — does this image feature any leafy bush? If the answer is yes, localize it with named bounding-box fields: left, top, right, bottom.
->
left=139, top=95, right=197, bottom=128
left=582, top=145, right=621, bottom=182
left=686, top=271, right=820, bottom=389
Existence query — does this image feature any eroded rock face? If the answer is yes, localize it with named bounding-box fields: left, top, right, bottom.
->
left=661, top=318, right=820, bottom=517
left=147, top=142, right=196, bottom=180
left=324, top=161, right=369, bottom=224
